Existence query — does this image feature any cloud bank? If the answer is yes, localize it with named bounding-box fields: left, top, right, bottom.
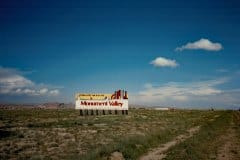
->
left=130, top=78, right=240, bottom=109
left=150, top=57, right=178, bottom=68
left=0, top=67, right=60, bottom=96
left=175, top=38, right=223, bottom=51
left=138, top=78, right=226, bottom=101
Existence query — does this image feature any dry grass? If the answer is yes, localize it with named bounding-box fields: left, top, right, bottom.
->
left=0, top=108, right=230, bottom=159
left=165, top=111, right=240, bottom=160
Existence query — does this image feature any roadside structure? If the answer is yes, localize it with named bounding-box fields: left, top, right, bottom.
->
left=75, top=89, right=128, bottom=115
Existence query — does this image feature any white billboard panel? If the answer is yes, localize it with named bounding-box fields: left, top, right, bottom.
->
left=75, top=90, right=128, bottom=110
left=75, top=99, right=128, bottom=110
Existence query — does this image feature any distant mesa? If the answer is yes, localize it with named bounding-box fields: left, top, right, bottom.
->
left=0, top=103, right=74, bottom=110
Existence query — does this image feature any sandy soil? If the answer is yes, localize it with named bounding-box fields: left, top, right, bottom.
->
left=109, top=151, right=125, bottom=160
left=217, top=124, right=240, bottom=160
left=139, top=126, right=200, bottom=160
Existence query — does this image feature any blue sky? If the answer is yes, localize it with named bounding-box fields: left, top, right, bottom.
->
left=1, top=0, right=240, bottom=108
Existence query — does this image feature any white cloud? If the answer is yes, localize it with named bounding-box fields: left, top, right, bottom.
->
left=216, top=69, right=229, bottom=73
left=144, top=83, right=153, bottom=89
left=49, top=89, right=60, bottom=96
left=175, top=38, right=223, bottom=51
left=0, top=67, right=34, bottom=94
left=39, top=88, right=48, bottom=95
left=150, top=57, right=178, bottom=68
left=22, top=88, right=37, bottom=95
left=0, top=67, right=60, bottom=96
left=130, top=78, right=236, bottom=108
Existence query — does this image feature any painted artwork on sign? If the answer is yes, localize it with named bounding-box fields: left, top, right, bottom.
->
left=75, top=90, right=128, bottom=110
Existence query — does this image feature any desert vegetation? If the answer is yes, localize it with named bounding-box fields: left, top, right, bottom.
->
left=0, top=108, right=239, bottom=159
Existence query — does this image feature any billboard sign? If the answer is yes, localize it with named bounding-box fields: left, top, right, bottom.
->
left=75, top=90, right=128, bottom=110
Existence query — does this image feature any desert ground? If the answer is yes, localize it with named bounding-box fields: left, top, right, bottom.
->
left=0, top=108, right=239, bottom=160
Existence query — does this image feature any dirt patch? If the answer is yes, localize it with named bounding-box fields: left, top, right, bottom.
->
left=139, top=126, right=200, bottom=160
left=208, top=114, right=220, bottom=122
left=109, top=151, right=125, bottom=160
left=217, top=126, right=240, bottom=160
